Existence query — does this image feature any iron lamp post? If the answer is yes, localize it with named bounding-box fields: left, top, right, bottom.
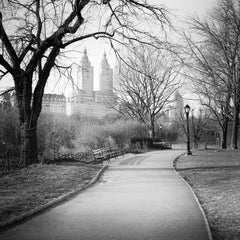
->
left=184, top=104, right=192, bottom=155
left=159, top=124, right=162, bottom=141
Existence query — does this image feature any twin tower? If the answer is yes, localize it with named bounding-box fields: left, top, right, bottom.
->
left=78, top=48, right=113, bottom=92
left=69, top=49, right=115, bottom=117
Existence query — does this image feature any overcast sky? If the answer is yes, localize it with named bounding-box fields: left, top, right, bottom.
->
left=160, top=0, right=216, bottom=15
left=86, top=0, right=217, bottom=67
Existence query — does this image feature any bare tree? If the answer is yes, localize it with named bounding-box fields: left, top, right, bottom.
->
left=173, top=108, right=216, bottom=149
left=115, top=44, right=182, bottom=139
left=0, top=0, right=170, bottom=165
left=182, top=0, right=240, bottom=148
left=190, top=109, right=209, bottom=149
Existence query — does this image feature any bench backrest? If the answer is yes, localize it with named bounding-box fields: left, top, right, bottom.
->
left=92, top=149, right=102, bottom=156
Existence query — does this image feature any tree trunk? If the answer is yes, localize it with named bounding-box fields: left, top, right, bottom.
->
left=11, top=44, right=60, bottom=166
left=221, top=128, right=228, bottom=149
left=221, top=117, right=229, bottom=149
left=231, top=103, right=239, bottom=149
left=149, top=118, right=156, bottom=140
left=193, top=138, right=199, bottom=149
left=220, top=94, right=231, bottom=149
left=20, top=124, right=38, bottom=166
left=14, top=72, right=39, bottom=166
left=149, top=128, right=155, bottom=139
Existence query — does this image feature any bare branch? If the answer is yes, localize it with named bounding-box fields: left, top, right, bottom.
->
left=0, top=54, right=14, bottom=74
left=0, top=12, right=19, bottom=69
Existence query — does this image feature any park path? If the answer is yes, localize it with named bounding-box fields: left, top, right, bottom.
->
left=0, top=150, right=211, bottom=240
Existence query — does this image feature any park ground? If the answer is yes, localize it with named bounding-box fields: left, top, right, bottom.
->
left=175, top=149, right=240, bottom=240
left=0, top=162, right=102, bottom=224
left=0, top=149, right=240, bottom=240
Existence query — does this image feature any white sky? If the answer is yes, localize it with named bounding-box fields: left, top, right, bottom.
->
left=0, top=0, right=217, bottom=100
left=160, top=0, right=216, bottom=15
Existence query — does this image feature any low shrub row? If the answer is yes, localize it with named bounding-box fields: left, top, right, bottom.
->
left=0, top=109, right=150, bottom=167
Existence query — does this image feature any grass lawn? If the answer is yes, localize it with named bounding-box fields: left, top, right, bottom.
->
left=0, top=163, right=102, bottom=225
left=175, top=149, right=240, bottom=240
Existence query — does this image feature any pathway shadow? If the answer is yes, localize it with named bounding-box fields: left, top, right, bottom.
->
left=119, top=155, right=150, bottom=165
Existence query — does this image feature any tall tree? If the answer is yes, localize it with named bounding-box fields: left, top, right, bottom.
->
left=182, top=0, right=240, bottom=148
left=0, top=0, right=170, bottom=165
left=115, top=44, right=182, bottom=139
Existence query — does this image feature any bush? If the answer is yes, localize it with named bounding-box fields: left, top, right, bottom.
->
left=73, top=118, right=149, bottom=154
left=0, top=107, right=20, bottom=157
left=38, top=113, right=76, bottom=158
left=0, top=108, right=150, bottom=163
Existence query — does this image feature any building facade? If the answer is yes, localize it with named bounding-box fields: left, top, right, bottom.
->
left=41, top=94, right=66, bottom=114
left=68, top=49, right=116, bottom=117
left=5, top=91, right=66, bottom=115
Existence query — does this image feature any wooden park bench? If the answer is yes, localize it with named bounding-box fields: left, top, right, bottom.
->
left=151, top=141, right=171, bottom=149
left=110, top=145, right=125, bottom=157
left=92, top=146, right=125, bottom=164
left=92, top=148, right=110, bottom=164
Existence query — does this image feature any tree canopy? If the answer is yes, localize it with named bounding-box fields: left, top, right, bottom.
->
left=115, top=44, right=182, bottom=138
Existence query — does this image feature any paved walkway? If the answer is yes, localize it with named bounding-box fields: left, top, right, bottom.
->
left=0, top=150, right=212, bottom=240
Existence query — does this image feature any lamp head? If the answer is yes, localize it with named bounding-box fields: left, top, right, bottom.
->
left=184, top=104, right=191, bottom=114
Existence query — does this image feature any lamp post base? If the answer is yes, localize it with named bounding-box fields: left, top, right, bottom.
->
left=185, top=151, right=192, bottom=156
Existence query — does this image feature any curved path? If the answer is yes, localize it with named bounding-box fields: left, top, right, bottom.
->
left=0, top=150, right=211, bottom=240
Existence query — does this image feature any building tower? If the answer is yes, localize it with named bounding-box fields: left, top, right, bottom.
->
left=99, top=52, right=113, bottom=92
left=168, top=91, right=184, bottom=120
left=78, top=48, right=94, bottom=92
left=175, top=91, right=184, bottom=113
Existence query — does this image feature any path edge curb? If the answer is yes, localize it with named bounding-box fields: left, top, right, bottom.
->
left=172, top=154, right=213, bottom=240
left=0, top=165, right=108, bottom=229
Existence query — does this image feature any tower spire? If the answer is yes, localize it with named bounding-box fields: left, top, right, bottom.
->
left=99, top=52, right=113, bottom=91
left=81, top=47, right=89, bottom=65
left=84, top=47, right=87, bottom=55
left=79, top=47, right=94, bottom=92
